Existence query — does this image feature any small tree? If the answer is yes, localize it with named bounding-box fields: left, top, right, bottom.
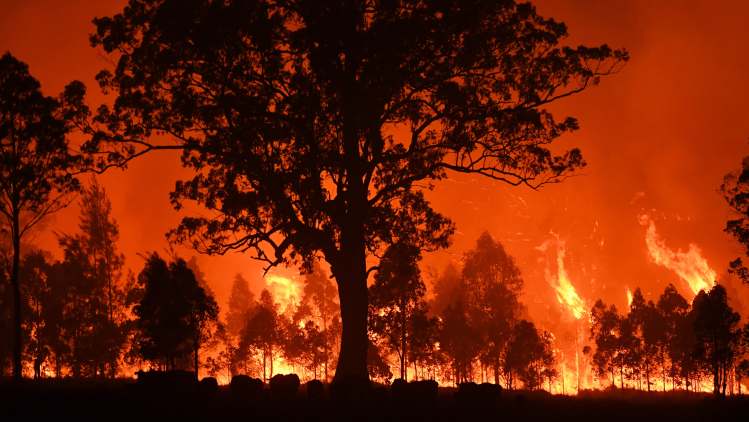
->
left=691, top=284, right=741, bottom=396
left=0, top=52, right=83, bottom=379
left=504, top=320, right=554, bottom=390
left=615, top=314, right=641, bottom=388
left=134, top=254, right=218, bottom=372
left=367, top=340, right=393, bottom=384
left=299, top=263, right=339, bottom=381
left=239, top=289, right=282, bottom=382
left=589, top=300, right=620, bottom=387
left=656, top=283, right=689, bottom=390
left=0, top=250, right=13, bottom=375
left=57, top=179, right=128, bottom=377
left=226, top=273, right=255, bottom=339
left=628, top=288, right=665, bottom=391
left=406, top=305, right=440, bottom=381
left=19, top=250, right=52, bottom=378
left=462, top=232, right=524, bottom=385
left=439, top=300, right=479, bottom=384
left=369, top=242, right=426, bottom=381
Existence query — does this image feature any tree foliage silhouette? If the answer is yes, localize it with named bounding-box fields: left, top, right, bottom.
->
left=0, top=53, right=84, bottom=379
left=628, top=288, right=664, bottom=391
left=58, top=178, right=128, bottom=377
left=722, top=156, right=749, bottom=283
left=589, top=300, right=620, bottom=387
left=462, top=231, right=523, bottom=385
left=690, top=285, right=741, bottom=396
left=87, top=0, right=627, bottom=382
left=440, top=300, right=479, bottom=384
left=134, top=253, right=218, bottom=371
left=238, top=289, right=282, bottom=382
left=369, top=242, right=427, bottom=381
left=298, top=263, right=339, bottom=381
left=226, top=273, right=255, bottom=339
left=586, top=283, right=749, bottom=394
left=504, top=319, right=555, bottom=390
left=656, top=283, right=690, bottom=389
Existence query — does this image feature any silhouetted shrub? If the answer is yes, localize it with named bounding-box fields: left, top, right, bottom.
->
left=408, top=380, right=439, bottom=402
left=270, top=374, right=300, bottom=399
left=306, top=379, right=325, bottom=400
left=479, top=382, right=502, bottom=399
left=390, top=379, right=438, bottom=403
left=455, top=382, right=502, bottom=405
left=135, top=370, right=196, bottom=393
left=391, top=378, right=407, bottom=397
left=199, top=377, right=218, bottom=395
left=229, top=375, right=263, bottom=399
left=330, top=377, right=372, bottom=401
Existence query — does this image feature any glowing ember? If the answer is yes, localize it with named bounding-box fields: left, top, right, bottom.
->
left=542, top=238, right=587, bottom=320
left=639, top=215, right=716, bottom=296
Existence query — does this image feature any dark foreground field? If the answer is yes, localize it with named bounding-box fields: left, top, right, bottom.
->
left=1, top=378, right=747, bottom=422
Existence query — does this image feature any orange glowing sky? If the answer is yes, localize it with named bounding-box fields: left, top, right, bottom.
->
left=2, top=0, right=748, bottom=318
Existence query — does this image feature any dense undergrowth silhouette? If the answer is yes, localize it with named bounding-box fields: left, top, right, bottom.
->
left=1, top=374, right=747, bottom=422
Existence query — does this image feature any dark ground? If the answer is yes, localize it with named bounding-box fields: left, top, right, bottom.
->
left=1, top=379, right=747, bottom=422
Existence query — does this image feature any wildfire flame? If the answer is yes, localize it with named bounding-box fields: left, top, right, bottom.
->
left=639, top=215, right=716, bottom=296
left=265, top=273, right=301, bottom=310
left=626, top=287, right=633, bottom=309
left=543, top=238, right=587, bottom=320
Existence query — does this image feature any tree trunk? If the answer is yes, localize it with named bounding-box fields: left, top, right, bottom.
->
left=662, top=350, right=666, bottom=392
left=620, top=366, right=624, bottom=389
left=194, top=336, right=200, bottom=381
left=400, top=297, right=407, bottom=381
left=331, top=90, right=371, bottom=386
left=11, top=210, right=22, bottom=380
left=331, top=244, right=369, bottom=384
left=322, top=313, right=328, bottom=383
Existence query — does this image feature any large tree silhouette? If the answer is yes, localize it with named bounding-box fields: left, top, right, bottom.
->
left=0, top=53, right=83, bottom=379
left=87, top=0, right=627, bottom=382
left=722, top=156, right=749, bottom=283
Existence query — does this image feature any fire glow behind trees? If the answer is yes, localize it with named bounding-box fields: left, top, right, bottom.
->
left=1, top=0, right=749, bottom=402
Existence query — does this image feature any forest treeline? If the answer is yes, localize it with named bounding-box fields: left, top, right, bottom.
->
left=2, top=179, right=749, bottom=397
left=0, top=183, right=558, bottom=390
left=3, top=0, right=749, bottom=401
left=588, top=284, right=749, bottom=395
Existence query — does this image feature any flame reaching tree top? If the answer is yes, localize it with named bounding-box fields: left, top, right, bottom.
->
left=626, top=287, right=633, bottom=310
left=639, top=215, right=716, bottom=297
left=543, top=237, right=587, bottom=320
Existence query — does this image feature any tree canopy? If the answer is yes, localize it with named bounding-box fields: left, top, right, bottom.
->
left=86, top=0, right=627, bottom=381
left=722, top=156, right=749, bottom=283
left=0, top=52, right=85, bottom=379
left=134, top=253, right=219, bottom=371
